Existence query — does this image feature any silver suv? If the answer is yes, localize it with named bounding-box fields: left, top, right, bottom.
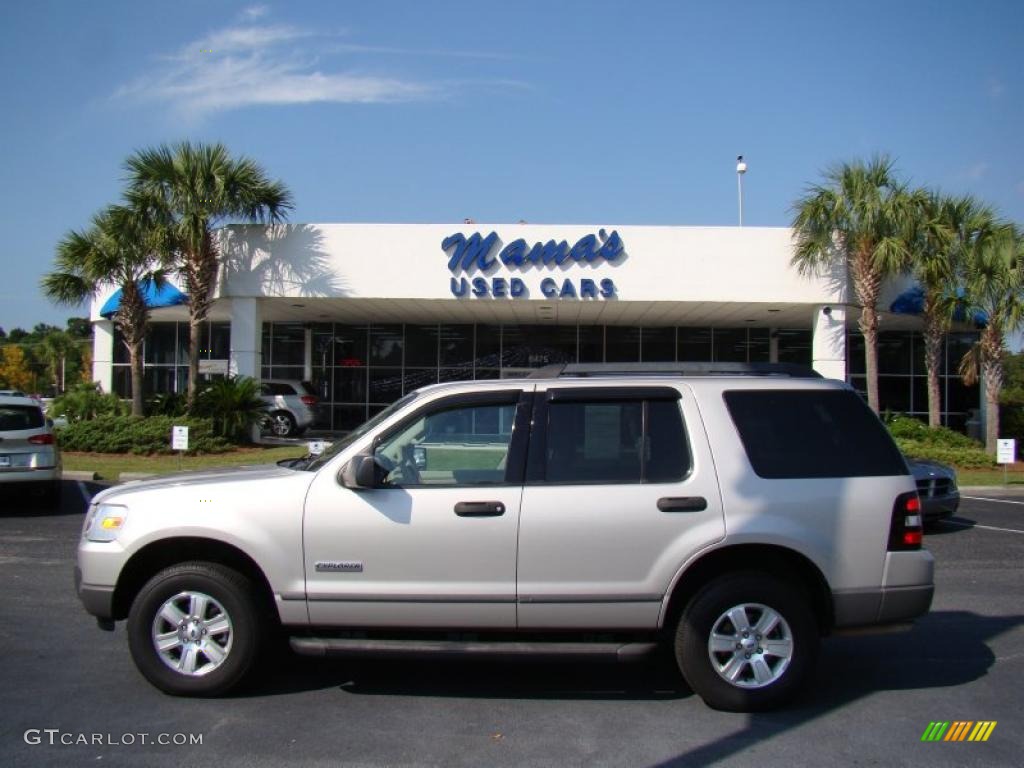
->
left=0, top=394, right=62, bottom=506
left=258, top=379, right=318, bottom=437
left=76, top=363, right=932, bottom=711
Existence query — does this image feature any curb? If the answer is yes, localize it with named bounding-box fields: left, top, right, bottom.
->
left=62, top=470, right=98, bottom=482
left=119, top=472, right=158, bottom=481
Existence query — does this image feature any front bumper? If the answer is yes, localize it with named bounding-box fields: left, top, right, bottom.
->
left=74, top=565, right=115, bottom=619
left=921, top=491, right=960, bottom=522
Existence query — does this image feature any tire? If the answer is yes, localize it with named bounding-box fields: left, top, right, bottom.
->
left=127, top=562, right=263, bottom=696
left=674, top=572, right=818, bottom=712
left=268, top=411, right=297, bottom=437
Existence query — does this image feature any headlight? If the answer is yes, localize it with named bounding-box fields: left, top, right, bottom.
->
left=86, top=503, right=128, bottom=542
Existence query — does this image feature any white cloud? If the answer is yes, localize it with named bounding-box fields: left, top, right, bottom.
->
left=115, top=20, right=446, bottom=121
left=242, top=4, right=270, bottom=19
left=964, top=162, right=990, bottom=181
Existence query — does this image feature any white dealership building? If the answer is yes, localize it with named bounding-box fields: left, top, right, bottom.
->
left=90, top=223, right=981, bottom=432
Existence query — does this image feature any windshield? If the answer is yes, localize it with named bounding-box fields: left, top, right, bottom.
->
left=300, top=391, right=422, bottom=471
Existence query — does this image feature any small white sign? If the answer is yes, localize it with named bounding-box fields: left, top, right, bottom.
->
left=171, top=426, right=190, bottom=452
left=997, top=438, right=1016, bottom=465
left=308, top=440, right=327, bottom=456
left=198, top=359, right=229, bottom=375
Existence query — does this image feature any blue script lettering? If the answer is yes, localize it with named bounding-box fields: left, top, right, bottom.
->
left=443, top=230, right=625, bottom=273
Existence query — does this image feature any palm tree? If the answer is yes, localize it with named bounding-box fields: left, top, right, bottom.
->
left=38, top=329, right=76, bottom=395
left=124, top=142, right=293, bottom=405
left=791, top=156, right=915, bottom=412
left=41, top=205, right=170, bottom=416
left=907, top=192, right=995, bottom=427
left=959, top=224, right=1024, bottom=453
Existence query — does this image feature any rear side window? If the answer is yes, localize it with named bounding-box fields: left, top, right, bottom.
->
left=0, top=405, right=44, bottom=431
left=261, top=383, right=294, bottom=396
left=544, top=399, right=690, bottom=484
left=723, top=389, right=908, bottom=479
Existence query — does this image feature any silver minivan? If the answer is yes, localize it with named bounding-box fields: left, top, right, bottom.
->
left=0, top=394, right=62, bottom=506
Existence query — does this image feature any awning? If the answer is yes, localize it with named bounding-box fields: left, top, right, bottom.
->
left=889, top=285, right=986, bottom=326
left=99, top=280, right=187, bottom=318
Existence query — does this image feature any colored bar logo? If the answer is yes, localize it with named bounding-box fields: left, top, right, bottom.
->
left=921, top=721, right=997, bottom=742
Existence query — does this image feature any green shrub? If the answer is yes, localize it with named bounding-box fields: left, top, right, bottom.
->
left=885, top=414, right=983, bottom=449
left=49, top=382, right=128, bottom=421
left=894, top=438, right=995, bottom=469
left=999, top=387, right=1024, bottom=443
left=190, top=376, right=267, bottom=442
left=56, top=415, right=232, bottom=455
left=146, top=391, right=187, bottom=417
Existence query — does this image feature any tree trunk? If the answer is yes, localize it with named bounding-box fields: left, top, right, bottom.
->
left=128, top=341, right=145, bottom=417
left=921, top=296, right=945, bottom=428
left=849, top=245, right=883, bottom=413
left=862, top=308, right=880, bottom=413
left=187, top=317, right=202, bottom=407
left=981, top=327, right=1004, bottom=454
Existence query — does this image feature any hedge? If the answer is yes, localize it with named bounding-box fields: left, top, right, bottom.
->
left=56, top=415, right=233, bottom=455
left=886, top=415, right=995, bottom=469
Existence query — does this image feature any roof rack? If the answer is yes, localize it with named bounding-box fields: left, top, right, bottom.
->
left=527, top=362, right=822, bottom=379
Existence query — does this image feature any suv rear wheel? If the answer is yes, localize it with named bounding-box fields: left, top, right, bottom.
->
left=127, top=562, right=262, bottom=696
left=674, top=572, right=818, bottom=711
left=267, top=411, right=297, bottom=437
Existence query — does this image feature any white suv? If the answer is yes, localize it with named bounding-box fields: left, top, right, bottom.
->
left=76, top=363, right=932, bottom=711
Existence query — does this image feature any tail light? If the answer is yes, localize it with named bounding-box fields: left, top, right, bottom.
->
left=300, top=395, right=318, bottom=407
left=29, top=434, right=55, bottom=445
left=888, top=491, right=923, bottom=551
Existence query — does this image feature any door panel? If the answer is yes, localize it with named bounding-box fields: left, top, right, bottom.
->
left=516, top=386, right=725, bottom=629
left=302, top=388, right=531, bottom=628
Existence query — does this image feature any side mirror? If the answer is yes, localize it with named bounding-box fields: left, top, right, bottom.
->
left=340, top=453, right=379, bottom=490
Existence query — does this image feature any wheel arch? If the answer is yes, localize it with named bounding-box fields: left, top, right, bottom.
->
left=112, top=537, right=279, bottom=624
left=660, top=544, right=834, bottom=635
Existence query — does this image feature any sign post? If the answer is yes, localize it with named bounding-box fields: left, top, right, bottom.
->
left=172, top=425, right=190, bottom=471
left=996, top=438, right=1016, bottom=486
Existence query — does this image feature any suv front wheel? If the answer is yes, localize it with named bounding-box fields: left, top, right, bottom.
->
left=674, top=572, right=818, bottom=712
left=127, top=562, right=262, bottom=696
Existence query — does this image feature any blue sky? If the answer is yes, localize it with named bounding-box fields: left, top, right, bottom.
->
left=1, top=0, right=1021, bottom=330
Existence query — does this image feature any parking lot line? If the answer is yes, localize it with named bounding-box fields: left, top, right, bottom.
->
left=962, top=495, right=1024, bottom=506
left=76, top=481, right=91, bottom=506
left=943, top=518, right=1024, bottom=535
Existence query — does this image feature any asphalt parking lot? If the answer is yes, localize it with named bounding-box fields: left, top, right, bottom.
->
left=0, top=482, right=1021, bottom=768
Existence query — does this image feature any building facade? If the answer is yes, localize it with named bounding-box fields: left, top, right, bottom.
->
left=90, top=223, right=981, bottom=432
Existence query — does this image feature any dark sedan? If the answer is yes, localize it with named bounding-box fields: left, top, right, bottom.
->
left=907, top=457, right=960, bottom=524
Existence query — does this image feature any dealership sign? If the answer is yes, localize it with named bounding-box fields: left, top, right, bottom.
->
left=442, top=229, right=624, bottom=299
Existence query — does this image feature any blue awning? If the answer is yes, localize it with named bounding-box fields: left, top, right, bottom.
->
left=99, top=280, right=187, bottom=318
left=889, top=285, right=986, bottom=326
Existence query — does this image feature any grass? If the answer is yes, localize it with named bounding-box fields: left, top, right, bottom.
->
left=956, top=463, right=1024, bottom=487
left=63, top=445, right=307, bottom=482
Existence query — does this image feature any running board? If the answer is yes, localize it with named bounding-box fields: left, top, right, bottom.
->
left=290, top=637, right=658, bottom=662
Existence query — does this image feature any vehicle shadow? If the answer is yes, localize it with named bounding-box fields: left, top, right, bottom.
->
left=923, top=517, right=976, bottom=536
left=237, top=610, right=1016, bottom=710
left=648, top=610, right=1021, bottom=767
left=0, top=479, right=101, bottom=518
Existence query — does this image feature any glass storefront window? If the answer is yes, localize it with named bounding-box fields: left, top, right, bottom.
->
left=475, top=325, right=501, bottom=369
left=605, top=326, right=640, bottom=363
left=579, top=326, right=604, bottom=363
left=748, top=328, right=770, bottom=363
left=370, top=325, right=403, bottom=366
left=209, top=323, right=231, bottom=360
left=369, top=367, right=403, bottom=403
left=502, top=325, right=576, bottom=367
left=776, top=329, right=811, bottom=365
left=440, top=325, right=474, bottom=367
left=678, top=327, right=712, bottom=362
left=713, top=329, right=747, bottom=362
left=641, top=328, right=675, bottom=362
left=878, top=332, right=912, bottom=375
left=268, top=323, right=305, bottom=367
left=405, top=325, right=439, bottom=367
left=333, top=367, right=367, bottom=403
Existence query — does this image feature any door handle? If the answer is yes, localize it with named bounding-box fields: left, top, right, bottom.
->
left=454, top=501, right=506, bottom=517
left=657, top=496, right=708, bottom=513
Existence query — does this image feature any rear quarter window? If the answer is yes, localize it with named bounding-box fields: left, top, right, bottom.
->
left=0, top=405, right=45, bottom=431
left=723, top=389, right=908, bottom=479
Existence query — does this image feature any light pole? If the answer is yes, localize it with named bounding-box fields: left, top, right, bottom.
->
left=736, top=155, right=747, bottom=227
